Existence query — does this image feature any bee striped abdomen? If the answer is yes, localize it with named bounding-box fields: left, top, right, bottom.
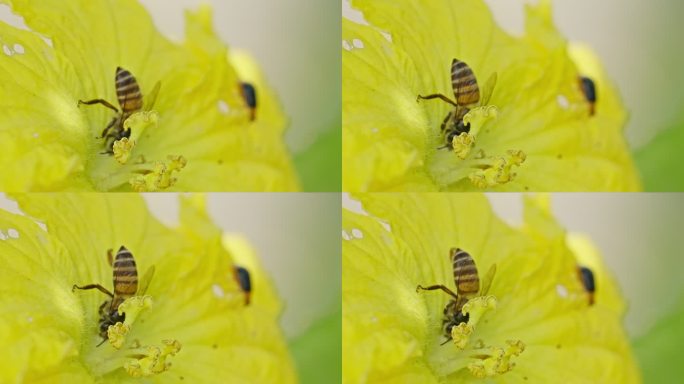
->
left=115, top=67, right=143, bottom=117
left=451, top=59, right=480, bottom=107
left=451, top=248, right=480, bottom=298
left=112, top=246, right=138, bottom=307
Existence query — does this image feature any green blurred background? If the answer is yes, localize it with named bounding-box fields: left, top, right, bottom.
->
left=139, top=0, right=341, bottom=191
left=483, top=0, right=684, bottom=191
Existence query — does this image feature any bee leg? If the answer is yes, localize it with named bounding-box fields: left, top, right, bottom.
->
left=96, top=337, right=108, bottom=347
left=97, top=300, right=110, bottom=319
left=72, top=283, right=114, bottom=298
left=416, top=284, right=459, bottom=300
left=101, top=132, right=117, bottom=155
left=78, top=99, right=119, bottom=113
left=417, top=93, right=459, bottom=108
left=440, top=111, right=453, bottom=132
left=100, top=117, right=119, bottom=139
left=107, top=249, right=114, bottom=266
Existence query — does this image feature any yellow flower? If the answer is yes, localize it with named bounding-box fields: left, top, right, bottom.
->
left=342, top=0, right=640, bottom=191
left=343, top=194, right=640, bottom=382
left=0, top=194, right=296, bottom=382
left=0, top=0, right=299, bottom=191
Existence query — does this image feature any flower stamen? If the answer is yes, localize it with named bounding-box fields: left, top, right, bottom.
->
left=130, top=155, right=187, bottom=191
left=108, top=295, right=153, bottom=349
left=449, top=295, right=497, bottom=349
left=451, top=133, right=475, bottom=160
left=468, top=150, right=526, bottom=188
left=430, top=295, right=510, bottom=378
left=428, top=105, right=527, bottom=188
left=467, top=339, right=525, bottom=378
left=112, top=111, right=159, bottom=165
left=96, top=295, right=182, bottom=377
left=113, top=137, right=135, bottom=165
left=124, top=339, right=182, bottom=377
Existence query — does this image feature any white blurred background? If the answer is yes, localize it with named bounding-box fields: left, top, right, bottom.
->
left=343, top=0, right=684, bottom=149
left=0, top=194, right=341, bottom=340
left=343, top=193, right=684, bottom=338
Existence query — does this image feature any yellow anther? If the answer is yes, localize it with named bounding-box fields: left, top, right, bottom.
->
left=448, top=296, right=497, bottom=350
left=107, top=322, right=130, bottom=349
left=167, top=155, right=188, bottom=172
left=507, top=149, right=526, bottom=165
left=106, top=295, right=153, bottom=349
left=450, top=322, right=473, bottom=350
left=467, top=339, right=526, bottom=378
left=129, top=156, right=187, bottom=192
left=468, top=151, right=526, bottom=188
left=162, top=339, right=182, bottom=356
left=468, top=172, right=489, bottom=189
left=452, top=133, right=474, bottom=160
left=113, top=137, right=135, bottom=164
left=124, top=339, right=182, bottom=377
left=505, top=339, right=525, bottom=357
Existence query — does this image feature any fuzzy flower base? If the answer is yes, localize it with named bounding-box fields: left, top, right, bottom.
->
left=343, top=194, right=640, bottom=382
left=0, top=194, right=296, bottom=383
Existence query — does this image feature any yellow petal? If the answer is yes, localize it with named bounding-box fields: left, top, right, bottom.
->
left=343, top=193, right=640, bottom=382
left=344, top=0, right=640, bottom=191
left=1, top=194, right=296, bottom=381
left=0, top=1, right=298, bottom=191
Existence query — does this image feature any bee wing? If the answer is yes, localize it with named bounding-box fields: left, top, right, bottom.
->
left=137, top=265, right=156, bottom=296
left=143, top=81, right=161, bottom=111
left=479, top=72, right=497, bottom=106
left=480, top=263, right=497, bottom=296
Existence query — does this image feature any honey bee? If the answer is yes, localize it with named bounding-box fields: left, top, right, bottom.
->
left=78, top=67, right=160, bottom=154
left=233, top=265, right=252, bottom=305
left=72, top=246, right=155, bottom=346
left=416, top=248, right=496, bottom=344
left=418, top=59, right=497, bottom=149
left=578, top=76, right=597, bottom=116
left=577, top=265, right=596, bottom=305
left=239, top=82, right=257, bottom=121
